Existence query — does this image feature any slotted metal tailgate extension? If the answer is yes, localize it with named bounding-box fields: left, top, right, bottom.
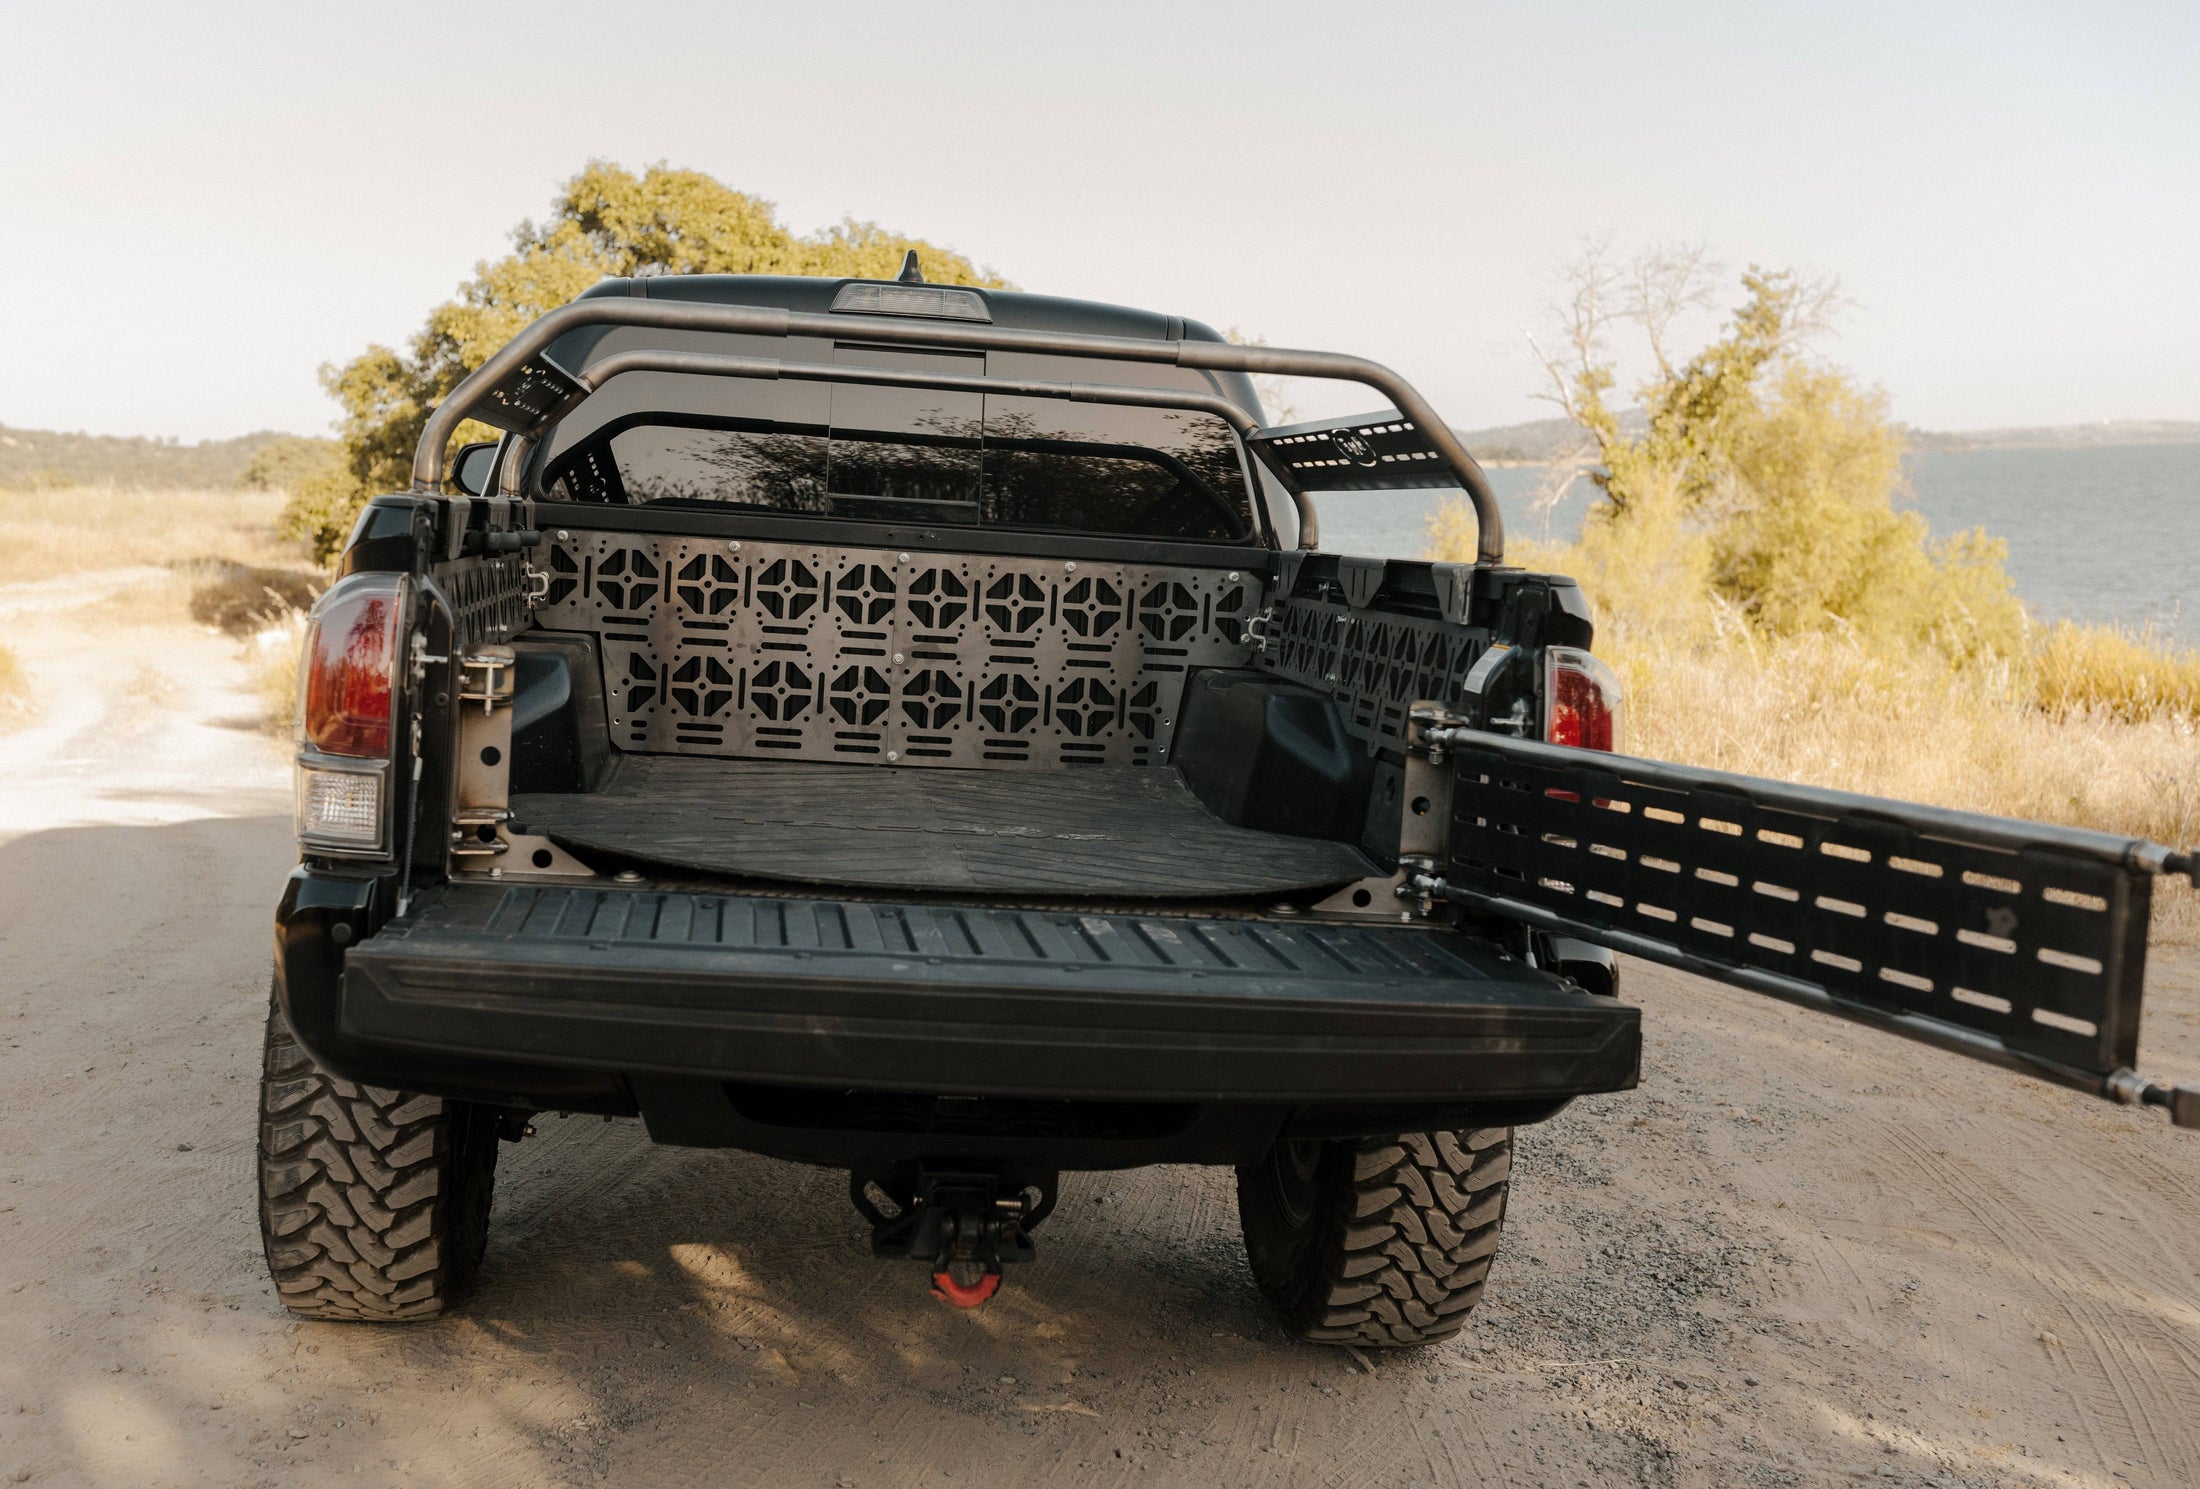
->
left=1424, top=730, right=2199, bottom=1127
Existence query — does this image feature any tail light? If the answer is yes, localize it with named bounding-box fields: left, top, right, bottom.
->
left=1544, top=646, right=1623, bottom=752
left=294, top=574, right=406, bottom=854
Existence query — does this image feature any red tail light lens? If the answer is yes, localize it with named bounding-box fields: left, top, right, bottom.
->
left=301, top=575, right=403, bottom=758
left=1544, top=646, right=1624, bottom=752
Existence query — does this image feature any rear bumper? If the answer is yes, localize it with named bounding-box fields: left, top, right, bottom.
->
left=275, top=870, right=1639, bottom=1146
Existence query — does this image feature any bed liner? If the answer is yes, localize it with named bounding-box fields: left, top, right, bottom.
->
left=512, top=757, right=1381, bottom=896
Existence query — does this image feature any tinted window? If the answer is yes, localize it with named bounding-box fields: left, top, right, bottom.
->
left=826, top=348, right=982, bottom=515
left=982, top=397, right=1249, bottom=541
left=545, top=361, right=1255, bottom=542
left=608, top=423, right=828, bottom=509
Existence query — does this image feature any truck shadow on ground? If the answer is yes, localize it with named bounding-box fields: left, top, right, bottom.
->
left=466, top=1114, right=1296, bottom=1383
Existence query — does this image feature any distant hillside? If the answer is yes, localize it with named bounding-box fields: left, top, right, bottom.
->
left=1453, top=417, right=1587, bottom=465
left=1454, top=411, right=1648, bottom=465
left=1456, top=414, right=2200, bottom=463
left=1901, top=420, right=2200, bottom=453
left=0, top=424, right=333, bottom=488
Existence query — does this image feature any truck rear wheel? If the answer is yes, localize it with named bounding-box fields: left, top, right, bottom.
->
left=1236, top=1128, right=1512, bottom=1348
left=256, top=993, right=500, bottom=1321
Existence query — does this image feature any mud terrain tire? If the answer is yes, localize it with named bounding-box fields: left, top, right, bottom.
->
left=256, top=994, right=499, bottom=1321
left=1237, top=1128, right=1512, bottom=1348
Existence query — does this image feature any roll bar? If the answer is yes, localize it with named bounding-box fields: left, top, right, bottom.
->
left=417, top=298, right=1504, bottom=562
left=572, top=347, right=1256, bottom=432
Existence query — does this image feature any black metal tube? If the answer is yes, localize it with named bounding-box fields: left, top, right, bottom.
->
left=411, top=299, right=1501, bottom=560
left=573, top=348, right=1261, bottom=430
left=495, top=434, right=531, bottom=499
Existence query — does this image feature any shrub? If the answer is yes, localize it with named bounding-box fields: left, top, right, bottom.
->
left=2030, top=620, right=2200, bottom=723
left=187, top=563, right=323, bottom=635
left=298, top=160, right=1013, bottom=563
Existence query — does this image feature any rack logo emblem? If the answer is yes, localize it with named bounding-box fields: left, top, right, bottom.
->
left=1333, top=429, right=1380, bottom=466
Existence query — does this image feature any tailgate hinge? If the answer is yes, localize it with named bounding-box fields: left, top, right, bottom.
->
left=1312, top=701, right=1459, bottom=923
left=446, top=644, right=596, bottom=881
left=457, top=649, right=517, bottom=713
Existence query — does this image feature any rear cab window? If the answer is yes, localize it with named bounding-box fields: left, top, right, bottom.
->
left=535, top=332, right=1263, bottom=544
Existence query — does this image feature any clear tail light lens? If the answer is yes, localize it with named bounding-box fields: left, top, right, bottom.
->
left=300, top=576, right=403, bottom=757
left=296, top=762, right=386, bottom=849
left=1544, top=646, right=1624, bottom=752
left=295, top=574, right=405, bottom=855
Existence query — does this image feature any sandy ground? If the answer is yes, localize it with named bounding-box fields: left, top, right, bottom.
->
left=2, top=577, right=2196, bottom=1489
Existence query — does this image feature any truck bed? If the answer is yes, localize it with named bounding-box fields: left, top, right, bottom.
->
left=512, top=758, right=1380, bottom=896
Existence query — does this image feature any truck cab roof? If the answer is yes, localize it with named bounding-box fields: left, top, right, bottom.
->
left=575, top=272, right=1235, bottom=348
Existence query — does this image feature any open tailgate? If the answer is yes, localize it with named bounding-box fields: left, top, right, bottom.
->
left=1428, top=730, right=2198, bottom=1126
left=339, top=884, right=1640, bottom=1106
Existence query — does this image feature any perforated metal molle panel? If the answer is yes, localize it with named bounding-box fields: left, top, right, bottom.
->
left=434, top=554, right=532, bottom=650
left=1256, top=596, right=1490, bottom=752
left=531, top=532, right=1263, bottom=768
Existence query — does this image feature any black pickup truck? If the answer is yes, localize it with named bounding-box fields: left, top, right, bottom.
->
left=261, top=260, right=2197, bottom=1345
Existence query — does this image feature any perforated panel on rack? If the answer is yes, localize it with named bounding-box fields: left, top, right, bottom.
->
left=434, top=554, right=532, bottom=651
left=531, top=532, right=1263, bottom=768
left=1254, top=595, right=1490, bottom=753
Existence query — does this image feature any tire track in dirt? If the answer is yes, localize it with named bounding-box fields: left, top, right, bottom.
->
left=1864, top=1118, right=2200, bottom=1483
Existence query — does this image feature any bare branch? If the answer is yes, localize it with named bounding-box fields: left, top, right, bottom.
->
left=1526, top=235, right=1621, bottom=420
left=1626, top=243, right=1720, bottom=381
left=1777, top=269, right=1847, bottom=350
left=1525, top=442, right=1604, bottom=537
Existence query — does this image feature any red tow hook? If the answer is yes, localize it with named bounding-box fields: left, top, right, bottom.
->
left=931, top=1270, right=1002, bottom=1309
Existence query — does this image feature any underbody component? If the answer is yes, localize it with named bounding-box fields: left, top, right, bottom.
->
left=854, top=1166, right=1056, bottom=1307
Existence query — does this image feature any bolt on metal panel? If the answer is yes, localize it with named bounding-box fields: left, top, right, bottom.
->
left=532, top=533, right=1263, bottom=769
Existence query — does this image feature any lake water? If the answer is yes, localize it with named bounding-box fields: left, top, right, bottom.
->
left=1311, top=443, right=2199, bottom=642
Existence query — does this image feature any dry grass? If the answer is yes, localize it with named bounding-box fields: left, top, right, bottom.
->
left=0, top=484, right=324, bottom=731
left=2032, top=619, right=2200, bottom=722
left=0, top=483, right=308, bottom=581
left=250, top=614, right=308, bottom=736
left=0, top=642, right=30, bottom=731
left=1602, top=628, right=2196, bottom=938
left=82, top=557, right=324, bottom=635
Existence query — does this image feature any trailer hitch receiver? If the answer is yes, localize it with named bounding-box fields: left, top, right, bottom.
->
left=853, top=1166, right=1056, bottom=1307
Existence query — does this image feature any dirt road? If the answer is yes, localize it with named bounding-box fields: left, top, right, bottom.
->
left=3, top=584, right=2196, bottom=1488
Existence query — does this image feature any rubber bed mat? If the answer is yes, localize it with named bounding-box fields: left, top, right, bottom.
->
left=512, top=757, right=1381, bottom=896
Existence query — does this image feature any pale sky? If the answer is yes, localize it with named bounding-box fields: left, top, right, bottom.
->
left=3, top=0, right=2195, bottom=442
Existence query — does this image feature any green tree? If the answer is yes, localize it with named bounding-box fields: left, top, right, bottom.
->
left=1491, top=248, right=2022, bottom=659
left=291, top=161, right=1010, bottom=559
left=238, top=434, right=342, bottom=493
